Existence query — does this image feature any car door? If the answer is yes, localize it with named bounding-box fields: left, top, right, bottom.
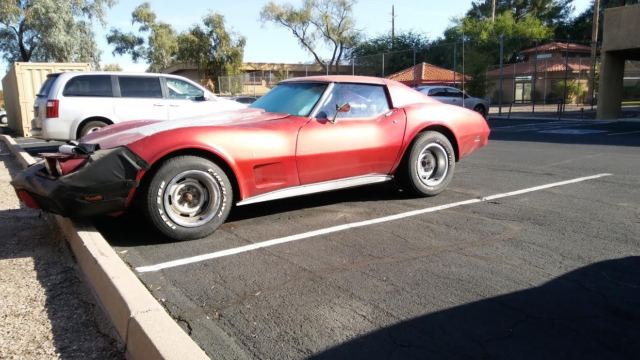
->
left=296, top=83, right=406, bottom=184
left=164, top=77, right=213, bottom=119
left=114, top=76, right=168, bottom=121
left=445, top=88, right=464, bottom=107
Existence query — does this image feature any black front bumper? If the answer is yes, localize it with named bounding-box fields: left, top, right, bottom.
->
left=11, top=147, right=149, bottom=217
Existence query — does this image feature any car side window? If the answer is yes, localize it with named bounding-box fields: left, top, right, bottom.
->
left=316, top=84, right=389, bottom=119
left=118, top=76, right=163, bottom=98
left=427, top=88, right=443, bottom=96
left=63, top=75, right=112, bottom=97
left=166, top=78, right=204, bottom=100
left=446, top=89, right=464, bottom=98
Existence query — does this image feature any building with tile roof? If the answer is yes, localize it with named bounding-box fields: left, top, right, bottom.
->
left=486, top=41, right=593, bottom=104
left=386, top=62, right=468, bottom=87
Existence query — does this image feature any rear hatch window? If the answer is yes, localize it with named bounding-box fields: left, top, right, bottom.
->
left=37, top=74, right=59, bottom=98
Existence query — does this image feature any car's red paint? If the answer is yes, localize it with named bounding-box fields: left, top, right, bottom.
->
left=82, top=76, right=489, bottom=204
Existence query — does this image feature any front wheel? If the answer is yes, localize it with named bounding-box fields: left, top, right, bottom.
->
left=143, top=156, right=233, bottom=240
left=398, top=131, right=455, bottom=197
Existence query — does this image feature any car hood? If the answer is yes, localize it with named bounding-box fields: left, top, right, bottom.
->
left=81, top=108, right=289, bottom=150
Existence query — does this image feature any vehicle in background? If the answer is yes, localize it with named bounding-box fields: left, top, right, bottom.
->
left=0, top=110, right=6, bottom=125
left=12, top=75, right=490, bottom=241
left=230, top=96, right=258, bottom=104
left=31, top=72, right=246, bottom=141
left=417, top=86, right=489, bottom=117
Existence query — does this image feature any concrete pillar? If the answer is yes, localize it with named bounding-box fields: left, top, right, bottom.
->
left=596, top=52, right=625, bottom=119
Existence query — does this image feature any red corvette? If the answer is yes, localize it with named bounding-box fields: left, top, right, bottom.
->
left=12, top=76, right=489, bottom=240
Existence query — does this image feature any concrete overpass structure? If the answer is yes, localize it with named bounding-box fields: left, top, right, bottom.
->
left=597, top=4, right=640, bottom=119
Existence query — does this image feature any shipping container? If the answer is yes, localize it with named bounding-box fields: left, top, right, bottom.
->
left=2, top=62, right=91, bottom=137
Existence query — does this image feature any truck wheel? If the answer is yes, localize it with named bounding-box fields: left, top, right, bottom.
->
left=398, top=131, right=455, bottom=197
left=143, top=156, right=233, bottom=240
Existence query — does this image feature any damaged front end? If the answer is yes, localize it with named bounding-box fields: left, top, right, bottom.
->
left=11, top=143, right=148, bottom=217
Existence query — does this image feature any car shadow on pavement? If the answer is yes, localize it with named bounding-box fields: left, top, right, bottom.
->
left=0, top=152, right=123, bottom=359
left=310, top=256, right=640, bottom=360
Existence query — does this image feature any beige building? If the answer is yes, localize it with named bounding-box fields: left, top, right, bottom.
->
left=597, top=4, right=640, bottom=119
left=486, top=42, right=593, bottom=104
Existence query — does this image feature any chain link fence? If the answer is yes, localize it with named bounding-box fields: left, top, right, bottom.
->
left=217, top=37, right=640, bottom=118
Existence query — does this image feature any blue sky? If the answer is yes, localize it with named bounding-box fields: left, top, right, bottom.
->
left=96, top=0, right=593, bottom=71
left=1, top=0, right=593, bottom=75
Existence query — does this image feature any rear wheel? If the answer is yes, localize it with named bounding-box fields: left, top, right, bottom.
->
left=79, top=120, right=108, bottom=138
left=143, top=156, right=233, bottom=240
left=398, top=131, right=455, bottom=197
left=0, top=115, right=7, bottom=125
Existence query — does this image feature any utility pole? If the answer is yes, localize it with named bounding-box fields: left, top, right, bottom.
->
left=492, top=0, right=496, bottom=22
left=587, top=0, right=600, bottom=106
left=391, top=5, right=396, bottom=46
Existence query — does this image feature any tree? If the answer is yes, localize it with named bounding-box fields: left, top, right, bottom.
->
left=466, top=0, right=574, bottom=27
left=176, top=13, right=246, bottom=80
left=0, top=0, right=115, bottom=66
left=350, top=31, right=430, bottom=76
left=554, top=0, right=639, bottom=41
left=260, top=0, right=359, bottom=74
left=430, top=11, right=553, bottom=97
left=107, top=3, right=246, bottom=85
left=107, top=2, right=178, bottom=72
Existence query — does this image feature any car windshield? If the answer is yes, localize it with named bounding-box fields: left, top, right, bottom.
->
left=250, top=82, right=327, bottom=116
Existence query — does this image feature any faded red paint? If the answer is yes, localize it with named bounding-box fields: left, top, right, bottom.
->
left=82, top=76, right=490, bottom=204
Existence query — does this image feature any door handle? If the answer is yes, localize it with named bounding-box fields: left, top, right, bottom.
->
left=153, top=103, right=165, bottom=107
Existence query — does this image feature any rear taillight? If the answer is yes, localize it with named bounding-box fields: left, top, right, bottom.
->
left=46, top=99, right=59, bottom=118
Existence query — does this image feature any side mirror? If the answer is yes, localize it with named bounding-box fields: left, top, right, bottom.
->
left=195, top=95, right=207, bottom=101
left=330, top=103, right=351, bottom=124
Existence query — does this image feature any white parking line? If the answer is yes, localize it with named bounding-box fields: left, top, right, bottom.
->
left=135, top=173, right=613, bottom=273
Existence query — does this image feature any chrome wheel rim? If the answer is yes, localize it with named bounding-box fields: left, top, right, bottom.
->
left=416, top=143, right=449, bottom=187
left=163, top=170, right=221, bottom=227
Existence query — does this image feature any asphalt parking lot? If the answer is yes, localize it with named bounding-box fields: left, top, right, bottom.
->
left=19, top=118, right=640, bottom=359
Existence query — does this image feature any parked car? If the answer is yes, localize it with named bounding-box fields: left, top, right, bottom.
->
left=12, top=76, right=490, bottom=241
left=0, top=109, right=6, bottom=125
left=31, top=72, right=246, bottom=141
left=417, top=86, right=489, bottom=117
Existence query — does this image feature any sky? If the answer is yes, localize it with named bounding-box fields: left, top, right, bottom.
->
left=1, top=0, right=593, bottom=76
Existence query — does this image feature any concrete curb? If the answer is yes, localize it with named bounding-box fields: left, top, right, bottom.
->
left=1, top=135, right=209, bottom=360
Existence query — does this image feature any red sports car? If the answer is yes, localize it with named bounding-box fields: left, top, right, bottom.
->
left=12, top=76, right=490, bottom=240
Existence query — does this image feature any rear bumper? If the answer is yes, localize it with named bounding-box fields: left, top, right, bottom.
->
left=31, top=117, right=73, bottom=140
left=11, top=147, right=148, bottom=217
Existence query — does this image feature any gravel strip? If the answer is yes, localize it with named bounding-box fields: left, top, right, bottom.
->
left=0, top=142, right=124, bottom=359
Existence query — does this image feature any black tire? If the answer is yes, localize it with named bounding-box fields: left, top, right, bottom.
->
left=473, top=104, right=487, bottom=117
left=397, top=131, right=455, bottom=197
left=79, top=120, right=108, bottom=138
left=143, top=156, right=233, bottom=240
